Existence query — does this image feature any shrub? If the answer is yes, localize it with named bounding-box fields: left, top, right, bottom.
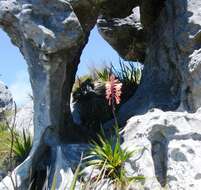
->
left=72, top=60, right=142, bottom=134
left=112, top=59, right=142, bottom=86
left=72, top=76, right=93, bottom=99
left=72, top=76, right=112, bottom=135
left=0, top=122, right=8, bottom=131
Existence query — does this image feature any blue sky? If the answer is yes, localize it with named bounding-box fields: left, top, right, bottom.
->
left=0, top=26, right=120, bottom=106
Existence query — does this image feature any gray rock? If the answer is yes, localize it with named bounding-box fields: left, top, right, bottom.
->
left=100, top=0, right=201, bottom=126
left=122, top=108, right=201, bottom=190
left=0, top=81, right=13, bottom=120
left=0, top=0, right=99, bottom=188
left=97, top=6, right=146, bottom=61
left=70, top=97, right=81, bottom=125
left=48, top=144, right=88, bottom=190
left=15, top=99, right=80, bottom=135
left=1, top=0, right=201, bottom=189
left=15, top=101, right=33, bottom=136
left=0, top=170, right=6, bottom=181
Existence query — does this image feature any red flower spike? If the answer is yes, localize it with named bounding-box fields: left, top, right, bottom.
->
left=105, top=74, right=122, bottom=106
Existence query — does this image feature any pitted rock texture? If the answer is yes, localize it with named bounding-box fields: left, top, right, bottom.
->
left=0, top=0, right=84, bottom=52
left=0, top=0, right=99, bottom=188
left=122, top=108, right=201, bottom=190
left=99, top=0, right=201, bottom=125
left=97, top=6, right=146, bottom=61
left=1, top=0, right=201, bottom=189
left=0, top=81, right=12, bottom=120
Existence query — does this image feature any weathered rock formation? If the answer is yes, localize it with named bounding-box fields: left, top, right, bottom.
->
left=97, top=5, right=146, bottom=62
left=0, top=0, right=201, bottom=189
left=0, top=0, right=99, bottom=188
left=98, top=0, right=201, bottom=125
left=122, top=108, right=201, bottom=189
left=0, top=81, right=13, bottom=121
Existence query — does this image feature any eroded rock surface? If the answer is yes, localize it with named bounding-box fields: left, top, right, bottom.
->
left=0, top=0, right=99, bottom=188
left=1, top=0, right=201, bottom=189
left=99, top=0, right=201, bottom=124
left=0, top=81, right=12, bottom=121
left=97, top=6, right=146, bottom=61
left=122, top=108, right=201, bottom=190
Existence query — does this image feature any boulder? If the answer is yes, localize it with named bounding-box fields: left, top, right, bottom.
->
left=0, top=81, right=13, bottom=121
left=122, top=108, right=201, bottom=190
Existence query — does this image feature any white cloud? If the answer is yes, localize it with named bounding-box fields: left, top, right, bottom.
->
left=9, top=70, right=32, bottom=107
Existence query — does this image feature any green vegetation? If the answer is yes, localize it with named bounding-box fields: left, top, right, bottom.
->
left=0, top=60, right=143, bottom=189
left=85, top=134, right=134, bottom=185
left=0, top=123, right=11, bottom=171
left=95, top=67, right=111, bottom=82
left=72, top=60, right=142, bottom=134
left=0, top=119, right=32, bottom=174
left=48, top=135, right=143, bottom=190
left=111, top=60, right=142, bottom=102
left=49, top=69, right=144, bottom=189
left=72, top=75, right=93, bottom=94
left=12, top=129, right=32, bottom=163
left=73, top=75, right=112, bottom=135
left=69, top=156, right=83, bottom=190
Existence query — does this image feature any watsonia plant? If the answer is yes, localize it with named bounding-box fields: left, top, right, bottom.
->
left=86, top=133, right=135, bottom=184
left=84, top=74, right=144, bottom=188
left=34, top=74, right=143, bottom=190
left=105, top=74, right=122, bottom=127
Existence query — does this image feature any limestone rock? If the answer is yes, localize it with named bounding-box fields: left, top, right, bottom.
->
left=15, top=101, right=33, bottom=136
left=0, top=0, right=84, bottom=53
left=0, top=81, right=13, bottom=120
left=14, top=99, right=81, bottom=135
left=70, top=96, right=81, bottom=125
left=1, top=0, right=201, bottom=189
left=122, top=108, right=201, bottom=190
left=0, top=0, right=98, bottom=188
left=115, top=0, right=201, bottom=124
left=48, top=144, right=88, bottom=190
left=97, top=6, right=146, bottom=61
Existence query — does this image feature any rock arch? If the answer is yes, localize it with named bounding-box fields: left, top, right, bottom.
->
left=0, top=0, right=99, bottom=188
left=0, top=0, right=201, bottom=189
